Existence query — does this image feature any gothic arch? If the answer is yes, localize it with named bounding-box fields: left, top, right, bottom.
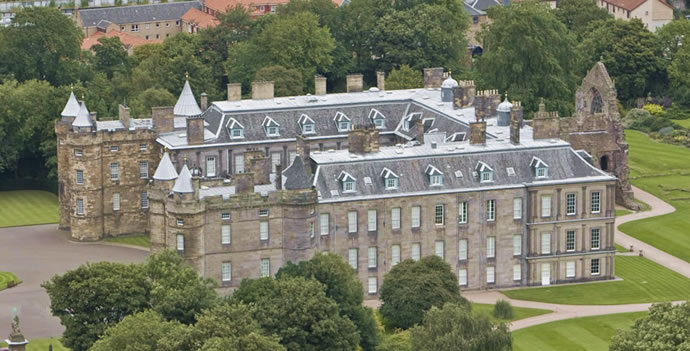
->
left=591, top=88, right=603, bottom=114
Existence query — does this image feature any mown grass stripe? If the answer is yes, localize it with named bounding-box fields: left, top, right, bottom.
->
left=0, top=190, right=58, bottom=228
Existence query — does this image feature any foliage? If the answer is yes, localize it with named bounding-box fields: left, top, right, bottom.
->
left=410, top=303, right=512, bottom=351
left=376, top=330, right=412, bottom=351
left=232, top=276, right=360, bottom=351
left=477, top=1, right=577, bottom=116
left=623, top=108, right=675, bottom=133
left=667, top=42, right=690, bottom=107
left=642, top=103, right=664, bottom=116
left=493, top=300, right=514, bottom=320
left=385, top=64, right=423, bottom=90
left=255, top=65, right=304, bottom=97
left=89, top=310, right=190, bottom=351
left=655, top=19, right=690, bottom=63
left=379, top=256, right=469, bottom=330
left=91, top=36, right=130, bottom=79
left=610, top=302, right=690, bottom=351
left=129, top=87, right=177, bottom=117
left=553, top=0, right=610, bottom=39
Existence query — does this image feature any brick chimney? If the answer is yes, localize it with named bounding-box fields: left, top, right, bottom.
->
left=227, top=83, right=242, bottom=101
left=416, top=118, right=425, bottom=144
left=377, top=71, right=385, bottom=91
left=423, top=67, right=444, bottom=88
left=252, top=81, right=274, bottom=100
left=315, top=75, right=327, bottom=96
left=532, top=98, right=560, bottom=140
left=453, top=80, right=475, bottom=109
left=186, top=116, right=205, bottom=145
left=510, top=101, right=523, bottom=145
left=152, top=106, right=174, bottom=133
left=296, top=134, right=312, bottom=175
left=246, top=149, right=271, bottom=185
left=348, top=125, right=379, bottom=153
left=118, top=104, right=130, bottom=129
left=200, top=93, right=208, bottom=111
left=346, top=74, right=363, bottom=93
left=469, top=121, right=487, bottom=145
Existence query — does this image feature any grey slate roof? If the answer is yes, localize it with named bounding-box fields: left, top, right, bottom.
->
left=172, top=164, right=194, bottom=193
left=174, top=80, right=203, bottom=117
left=78, top=1, right=200, bottom=27
left=282, top=156, right=313, bottom=190
left=61, top=91, right=80, bottom=118
left=153, top=153, right=178, bottom=181
left=465, top=0, right=500, bottom=11
left=463, top=3, right=485, bottom=16
left=72, top=102, right=94, bottom=128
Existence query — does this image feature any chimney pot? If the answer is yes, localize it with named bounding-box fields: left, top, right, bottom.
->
left=376, top=71, right=385, bottom=91
left=227, top=83, right=242, bottom=101
left=431, top=141, right=437, bottom=149
left=315, top=75, right=327, bottom=96
left=200, top=93, right=208, bottom=111
left=252, top=81, right=274, bottom=100
left=346, top=74, right=363, bottom=93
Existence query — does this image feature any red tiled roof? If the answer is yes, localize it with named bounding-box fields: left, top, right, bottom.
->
left=81, top=30, right=162, bottom=51
left=601, top=0, right=671, bottom=11
left=182, top=7, right=219, bottom=29
left=203, top=0, right=289, bottom=14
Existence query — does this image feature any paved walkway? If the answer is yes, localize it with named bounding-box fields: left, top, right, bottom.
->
left=0, top=224, right=148, bottom=338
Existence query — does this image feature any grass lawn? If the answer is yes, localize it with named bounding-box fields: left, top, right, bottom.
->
left=615, top=244, right=630, bottom=253
left=671, top=119, right=690, bottom=129
left=104, top=234, right=151, bottom=248
left=1, top=337, right=68, bottom=350
left=513, top=312, right=646, bottom=351
left=0, top=272, right=20, bottom=291
left=620, top=130, right=690, bottom=262
left=503, top=256, right=690, bottom=305
left=616, top=209, right=632, bottom=217
left=0, top=190, right=58, bottom=228
left=471, top=303, right=551, bottom=323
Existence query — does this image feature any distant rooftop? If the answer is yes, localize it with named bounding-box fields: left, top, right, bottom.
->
left=78, top=1, right=200, bottom=26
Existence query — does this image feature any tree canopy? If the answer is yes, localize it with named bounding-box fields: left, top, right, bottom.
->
left=610, top=302, right=690, bottom=351
left=385, top=64, right=423, bottom=90
left=553, top=0, right=611, bottom=39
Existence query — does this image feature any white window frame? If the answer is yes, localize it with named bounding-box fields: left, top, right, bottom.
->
left=260, top=258, right=270, bottom=277
left=391, top=208, right=401, bottom=230
left=206, top=157, right=216, bottom=177
left=231, top=128, right=244, bottom=139
left=234, top=153, right=245, bottom=174
left=435, top=240, right=445, bottom=259
left=487, top=236, right=496, bottom=258
left=459, top=201, right=468, bottom=224
left=75, top=149, right=83, bottom=157
left=139, top=144, right=147, bottom=151
left=435, top=204, right=444, bottom=225
left=368, top=210, right=377, bottom=232
left=112, top=192, right=120, bottom=211
left=368, top=246, right=377, bottom=268
left=487, top=266, right=495, bottom=284
left=541, top=233, right=551, bottom=254
left=259, top=221, right=269, bottom=241
left=541, top=195, right=552, bottom=218
left=110, top=162, right=119, bottom=181
left=566, top=230, right=576, bottom=252
left=343, top=180, right=356, bottom=193
left=411, top=243, right=421, bottom=261
left=480, top=171, right=494, bottom=183
left=76, top=198, right=84, bottom=215
left=320, top=213, right=329, bottom=235
left=411, top=206, right=421, bottom=228
left=430, top=174, right=443, bottom=186
left=591, top=191, right=601, bottom=214
left=221, top=224, right=231, bottom=245
left=486, top=199, right=495, bottom=222
left=385, top=177, right=398, bottom=190
left=458, top=268, right=468, bottom=286
left=176, top=234, right=184, bottom=251
left=591, top=258, right=600, bottom=275
left=259, top=209, right=269, bottom=217
left=513, top=197, right=522, bottom=219
left=536, top=167, right=548, bottom=178
left=513, top=235, right=522, bottom=256
left=139, top=161, right=149, bottom=178
left=221, top=212, right=231, bottom=220
left=76, top=170, right=84, bottom=185
left=177, top=218, right=184, bottom=226
left=368, top=277, right=377, bottom=294
left=591, top=228, right=601, bottom=250
left=392, top=244, right=401, bottom=266
left=566, top=193, right=577, bottom=216
left=266, top=126, right=280, bottom=137
left=140, top=192, right=148, bottom=209
left=270, top=153, right=281, bottom=173
left=348, top=248, right=358, bottom=270
left=513, top=264, right=521, bottom=281
left=566, top=261, right=576, bottom=278
left=131, top=24, right=138, bottom=32
left=348, top=211, right=358, bottom=233
left=459, top=239, right=468, bottom=261
left=221, top=262, right=231, bottom=282
left=302, top=123, right=315, bottom=134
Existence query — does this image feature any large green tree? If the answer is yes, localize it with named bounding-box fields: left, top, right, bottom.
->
left=477, top=1, right=577, bottom=116
left=656, top=20, right=690, bottom=107
left=91, top=36, right=130, bottom=79
left=410, top=303, right=512, bottom=351
left=553, top=0, right=611, bottom=39
left=255, top=65, right=304, bottom=97
left=385, top=64, right=423, bottom=90
left=379, top=255, right=469, bottom=330
left=89, top=310, right=190, bottom=351
left=610, top=302, right=690, bottom=351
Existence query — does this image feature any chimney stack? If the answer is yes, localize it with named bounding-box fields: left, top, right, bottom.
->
left=315, top=75, right=327, bottom=96
left=186, top=116, right=205, bottom=145
left=152, top=106, right=174, bottom=133
left=251, top=81, right=274, bottom=100
left=469, top=121, right=487, bottom=145
left=200, top=93, right=208, bottom=111
left=227, top=83, right=242, bottom=101
left=423, top=67, right=444, bottom=88
left=118, top=104, right=130, bottom=128
left=246, top=149, right=271, bottom=185
left=416, top=118, right=425, bottom=144
left=275, top=164, right=282, bottom=190
left=234, top=173, right=254, bottom=194
left=346, top=74, right=363, bottom=93
left=453, top=81, right=476, bottom=109
left=532, top=98, right=560, bottom=140
left=348, top=125, right=379, bottom=153
left=510, top=101, right=523, bottom=145
left=376, top=71, right=385, bottom=91
left=296, top=135, right=312, bottom=175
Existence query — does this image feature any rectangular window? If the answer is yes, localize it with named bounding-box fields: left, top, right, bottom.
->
left=260, top=221, right=269, bottom=241
left=566, top=261, right=576, bottom=278
left=391, top=208, right=401, bottom=230
left=348, top=248, right=358, bottom=270
left=346, top=211, right=358, bottom=233
left=139, top=161, right=149, bottom=178
left=368, top=210, right=377, bottom=232
left=487, top=266, right=495, bottom=283
left=459, top=201, right=468, bottom=224
left=75, top=149, right=83, bottom=157
left=176, top=234, right=184, bottom=252
left=320, top=213, right=329, bottom=235
left=541, top=195, right=552, bottom=218
left=289, top=151, right=297, bottom=164
left=566, top=193, right=577, bottom=215
left=458, top=239, right=468, bottom=260
left=110, top=145, right=119, bottom=152
left=221, top=212, right=231, bottom=220
left=260, top=258, right=270, bottom=277
left=566, top=230, right=576, bottom=251
left=411, top=206, right=421, bottom=228
left=411, top=243, right=421, bottom=261
left=513, top=264, right=521, bottom=281
left=513, top=235, right=522, bottom=256
left=433, top=204, right=444, bottom=225
left=435, top=240, right=444, bottom=259
left=271, top=153, right=281, bottom=173
left=76, top=198, right=84, bottom=215
left=513, top=197, right=522, bottom=219
left=486, top=200, right=495, bottom=222
left=76, top=170, right=84, bottom=185
left=140, top=192, right=148, bottom=209
left=458, top=268, right=468, bottom=286
left=591, top=258, right=600, bottom=275
left=368, top=277, right=377, bottom=294
left=221, top=262, right=231, bottom=282
left=206, top=157, right=216, bottom=177
left=368, top=246, right=377, bottom=268
left=139, top=144, right=147, bottom=151
left=309, top=222, right=315, bottom=238
left=392, top=245, right=401, bottom=266
left=131, top=24, right=138, bottom=32
left=234, top=154, right=245, bottom=174
left=259, top=209, right=269, bottom=217
left=487, top=236, right=496, bottom=258
left=177, top=218, right=184, bottom=226
left=541, top=233, right=551, bottom=254
left=591, top=191, right=601, bottom=213
left=112, top=193, right=120, bottom=211
left=110, top=162, right=119, bottom=180
left=221, top=225, right=231, bottom=245
left=591, top=228, right=600, bottom=250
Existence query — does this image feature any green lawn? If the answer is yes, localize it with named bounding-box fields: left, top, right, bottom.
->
left=513, top=312, right=646, bottom=351
left=0, top=190, right=58, bottom=228
left=0, top=272, right=20, bottom=291
left=615, top=244, right=630, bottom=253
left=671, top=119, right=690, bottom=129
left=471, top=303, right=551, bottom=323
left=104, top=234, right=151, bottom=248
left=1, top=337, right=68, bottom=350
left=619, top=130, right=690, bottom=262
left=615, top=209, right=632, bottom=217
left=503, top=256, right=690, bottom=305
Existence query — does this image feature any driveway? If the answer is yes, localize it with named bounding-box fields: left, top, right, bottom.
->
left=0, top=224, right=148, bottom=339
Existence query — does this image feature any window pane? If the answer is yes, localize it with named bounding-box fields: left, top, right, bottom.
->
left=222, top=225, right=231, bottom=244
left=513, top=198, right=522, bottom=219
left=140, top=161, right=149, bottom=178
left=260, top=258, right=270, bottom=277
left=513, top=235, right=521, bottom=256
left=411, top=206, right=421, bottom=228
left=392, top=245, right=401, bottom=266
left=348, top=211, right=357, bottom=233
left=487, top=266, right=495, bottom=283
left=391, top=208, right=401, bottom=230
left=458, top=239, right=467, bottom=260
left=435, top=241, right=444, bottom=259
left=221, top=262, right=231, bottom=281
left=541, top=233, right=551, bottom=254
left=368, top=210, right=377, bottom=231
left=411, top=243, right=421, bottom=261
left=567, top=193, right=577, bottom=215
left=368, top=247, right=377, bottom=268
left=348, top=248, right=358, bottom=270
left=541, top=196, right=552, bottom=217
left=566, top=231, right=576, bottom=251
left=591, top=258, right=600, bottom=275
left=459, top=201, right=468, bottom=224
left=591, top=228, right=600, bottom=249
left=234, top=154, right=245, bottom=174
left=368, top=277, right=377, bottom=294
left=176, top=234, right=184, bottom=251
left=320, top=213, right=329, bottom=235
left=487, top=237, right=495, bottom=258
left=435, top=204, right=444, bottom=225
left=591, top=192, right=601, bottom=213
left=486, top=200, right=495, bottom=221
left=566, top=261, right=575, bottom=277
left=113, top=193, right=120, bottom=211
left=513, top=265, right=521, bottom=281
left=140, top=192, right=149, bottom=209
left=260, top=221, right=269, bottom=241
left=206, top=157, right=216, bottom=177
left=458, top=269, right=468, bottom=286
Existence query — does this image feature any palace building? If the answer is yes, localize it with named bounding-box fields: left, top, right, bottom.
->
left=56, top=64, right=629, bottom=295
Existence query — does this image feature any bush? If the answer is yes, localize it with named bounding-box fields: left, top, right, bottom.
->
left=659, top=126, right=674, bottom=136
left=493, top=300, right=514, bottom=320
left=643, top=104, right=664, bottom=116
left=663, top=105, right=690, bottom=120
left=376, top=331, right=411, bottom=351
left=624, top=108, right=675, bottom=133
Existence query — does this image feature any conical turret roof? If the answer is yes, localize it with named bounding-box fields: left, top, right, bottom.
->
left=72, top=101, right=94, bottom=128
left=172, top=164, right=194, bottom=193
left=173, top=80, right=202, bottom=117
left=153, top=153, right=179, bottom=181
left=61, top=91, right=81, bottom=118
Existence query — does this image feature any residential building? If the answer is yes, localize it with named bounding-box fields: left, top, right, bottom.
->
left=201, top=0, right=289, bottom=18
left=597, top=0, right=673, bottom=31
left=181, top=7, right=219, bottom=33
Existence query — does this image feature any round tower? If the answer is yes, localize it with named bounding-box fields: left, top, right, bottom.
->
left=441, top=74, right=458, bottom=102
left=497, top=97, right=513, bottom=127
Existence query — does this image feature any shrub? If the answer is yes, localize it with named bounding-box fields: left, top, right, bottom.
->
left=493, top=300, right=514, bottom=320
left=643, top=103, right=664, bottom=116
left=624, top=108, right=675, bottom=133
left=659, top=126, right=674, bottom=136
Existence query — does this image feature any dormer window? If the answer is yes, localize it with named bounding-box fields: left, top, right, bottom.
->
left=369, top=109, right=386, bottom=129
left=380, top=167, right=399, bottom=190
left=338, top=171, right=357, bottom=193
left=530, top=157, right=549, bottom=179
left=403, top=112, right=422, bottom=131
left=334, top=112, right=351, bottom=132
left=425, top=165, right=443, bottom=186
left=476, top=161, right=494, bottom=183
left=262, top=116, right=280, bottom=137
left=298, top=114, right=316, bottom=134
left=227, top=118, right=244, bottom=139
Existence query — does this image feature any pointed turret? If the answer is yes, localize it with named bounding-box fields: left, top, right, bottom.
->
left=72, top=101, right=94, bottom=130
left=173, top=80, right=202, bottom=117
left=172, top=164, right=194, bottom=193
left=153, top=153, right=179, bottom=181
left=61, top=91, right=80, bottom=119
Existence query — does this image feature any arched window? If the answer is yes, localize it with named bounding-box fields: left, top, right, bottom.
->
left=600, top=155, right=609, bottom=171
left=591, top=88, right=603, bottom=114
